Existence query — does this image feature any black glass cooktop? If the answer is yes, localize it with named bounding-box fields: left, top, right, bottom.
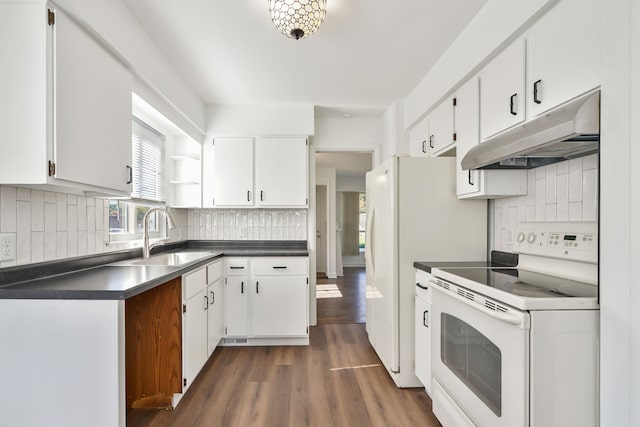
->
left=437, top=267, right=597, bottom=299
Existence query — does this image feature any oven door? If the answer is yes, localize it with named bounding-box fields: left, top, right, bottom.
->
left=431, top=283, right=530, bottom=427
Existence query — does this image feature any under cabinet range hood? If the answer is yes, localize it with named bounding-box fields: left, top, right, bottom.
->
left=462, top=90, right=600, bottom=170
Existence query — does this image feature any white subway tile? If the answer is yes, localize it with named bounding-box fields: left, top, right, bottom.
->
left=508, top=206, right=518, bottom=244
left=535, top=179, right=546, bottom=220
left=526, top=205, right=536, bottom=221
left=56, top=193, right=67, bottom=231
left=67, top=230, right=77, bottom=257
left=87, top=205, right=96, bottom=231
left=526, top=170, right=537, bottom=205
left=17, top=201, right=31, bottom=265
left=31, top=190, right=44, bottom=232
left=569, top=158, right=583, bottom=202
left=44, top=231, right=57, bottom=261
left=31, top=232, right=44, bottom=263
left=56, top=231, right=68, bottom=259
left=87, top=231, right=96, bottom=255
left=77, top=230, right=88, bottom=256
left=556, top=159, right=569, bottom=174
left=77, top=196, right=87, bottom=231
left=545, top=172, right=557, bottom=204
left=583, top=154, right=598, bottom=170
left=86, top=197, right=95, bottom=207
left=16, top=188, right=31, bottom=201
left=569, top=202, right=583, bottom=221
left=95, top=200, right=104, bottom=231
left=536, top=166, right=546, bottom=180
left=95, top=231, right=104, bottom=253
left=68, top=205, right=78, bottom=233
left=44, top=191, right=56, bottom=204
left=545, top=204, right=557, bottom=221
left=582, top=169, right=598, bottom=221
left=557, top=173, right=569, bottom=221
left=67, top=195, right=77, bottom=205
left=1, top=186, right=17, bottom=232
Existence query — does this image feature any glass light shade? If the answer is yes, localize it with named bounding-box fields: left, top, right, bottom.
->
left=268, top=0, right=327, bottom=40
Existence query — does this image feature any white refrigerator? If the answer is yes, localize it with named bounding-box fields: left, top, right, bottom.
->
left=365, top=156, right=487, bottom=387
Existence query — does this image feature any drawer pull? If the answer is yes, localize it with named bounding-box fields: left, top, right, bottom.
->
left=230, top=266, right=245, bottom=269
left=272, top=266, right=288, bottom=269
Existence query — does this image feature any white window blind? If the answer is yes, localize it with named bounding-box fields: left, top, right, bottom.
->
left=132, top=118, right=165, bottom=202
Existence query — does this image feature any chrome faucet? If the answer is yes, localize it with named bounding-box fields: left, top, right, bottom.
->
left=142, top=207, right=176, bottom=258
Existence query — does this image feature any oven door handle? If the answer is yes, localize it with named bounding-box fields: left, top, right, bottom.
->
left=430, top=280, right=526, bottom=327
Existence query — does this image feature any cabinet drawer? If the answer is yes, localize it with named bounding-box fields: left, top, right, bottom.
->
left=183, top=267, right=207, bottom=300
left=207, top=260, right=222, bottom=284
left=224, top=258, right=249, bottom=276
left=415, top=269, right=432, bottom=303
left=252, top=257, right=308, bottom=276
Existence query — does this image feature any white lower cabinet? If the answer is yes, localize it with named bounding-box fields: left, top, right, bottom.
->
left=182, top=259, right=223, bottom=391
left=223, top=257, right=309, bottom=344
left=415, top=270, right=432, bottom=397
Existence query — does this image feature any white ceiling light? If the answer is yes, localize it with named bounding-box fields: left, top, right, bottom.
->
left=268, top=0, right=327, bottom=40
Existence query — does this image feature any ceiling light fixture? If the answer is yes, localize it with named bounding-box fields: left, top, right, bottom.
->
left=268, top=0, right=327, bottom=40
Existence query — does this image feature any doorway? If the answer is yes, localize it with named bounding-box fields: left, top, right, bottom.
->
left=316, top=185, right=328, bottom=277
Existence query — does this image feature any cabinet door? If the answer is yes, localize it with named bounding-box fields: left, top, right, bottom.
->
left=251, top=277, right=307, bottom=337
left=456, top=78, right=483, bottom=197
left=480, top=40, right=526, bottom=140
left=254, top=137, right=308, bottom=207
left=409, top=117, right=430, bottom=157
left=224, top=276, right=249, bottom=337
left=207, top=279, right=223, bottom=356
left=527, top=0, right=600, bottom=117
left=54, top=8, right=132, bottom=193
left=414, top=295, right=431, bottom=396
left=428, top=98, right=455, bottom=156
left=183, top=287, right=208, bottom=389
left=202, top=137, right=253, bottom=207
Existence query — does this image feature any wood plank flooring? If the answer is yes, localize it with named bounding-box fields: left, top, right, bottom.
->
left=317, top=267, right=367, bottom=324
left=127, top=267, right=441, bottom=427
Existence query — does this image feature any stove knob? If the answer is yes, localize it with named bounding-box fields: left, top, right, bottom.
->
left=527, top=232, right=537, bottom=244
left=516, top=232, right=526, bottom=243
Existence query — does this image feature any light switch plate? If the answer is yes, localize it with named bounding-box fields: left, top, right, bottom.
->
left=0, top=233, right=16, bottom=261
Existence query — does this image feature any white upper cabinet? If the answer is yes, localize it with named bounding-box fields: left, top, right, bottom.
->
left=203, top=136, right=308, bottom=208
left=254, top=137, right=308, bottom=207
left=428, top=97, right=456, bottom=156
left=0, top=3, right=132, bottom=195
left=409, top=116, right=430, bottom=157
left=526, top=0, right=600, bottom=118
left=479, top=40, right=526, bottom=140
left=202, top=137, right=254, bottom=208
left=456, top=78, right=527, bottom=199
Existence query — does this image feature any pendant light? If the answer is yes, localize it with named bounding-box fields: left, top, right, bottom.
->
left=268, top=0, right=327, bottom=40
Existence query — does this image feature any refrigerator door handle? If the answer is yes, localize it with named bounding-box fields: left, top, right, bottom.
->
left=366, top=202, right=376, bottom=275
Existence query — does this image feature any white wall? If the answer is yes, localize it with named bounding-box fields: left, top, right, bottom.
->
left=55, top=0, right=206, bottom=138
left=600, top=0, right=640, bottom=425
left=313, top=116, right=382, bottom=164
left=337, top=176, right=366, bottom=193
left=315, top=167, right=337, bottom=279
left=206, top=104, right=314, bottom=136
left=404, top=0, right=558, bottom=128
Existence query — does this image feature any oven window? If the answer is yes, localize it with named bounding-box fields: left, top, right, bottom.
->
left=441, top=313, right=502, bottom=416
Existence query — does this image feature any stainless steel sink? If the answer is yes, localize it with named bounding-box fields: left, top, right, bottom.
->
left=116, top=251, right=216, bottom=267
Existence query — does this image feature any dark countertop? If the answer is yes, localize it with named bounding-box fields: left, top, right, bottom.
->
left=413, top=251, right=518, bottom=273
left=0, top=240, right=308, bottom=301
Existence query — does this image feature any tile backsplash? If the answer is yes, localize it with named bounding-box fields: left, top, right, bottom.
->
left=492, top=154, right=598, bottom=252
left=187, top=209, right=308, bottom=241
left=0, top=185, right=188, bottom=268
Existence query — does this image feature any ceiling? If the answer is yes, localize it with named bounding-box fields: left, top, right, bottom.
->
left=123, top=0, right=487, bottom=117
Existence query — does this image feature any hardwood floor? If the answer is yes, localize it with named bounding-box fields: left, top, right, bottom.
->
left=317, top=267, right=367, bottom=324
left=127, top=267, right=441, bottom=427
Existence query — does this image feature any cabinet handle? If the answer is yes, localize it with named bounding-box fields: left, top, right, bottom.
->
left=204, top=295, right=209, bottom=310
left=241, top=281, right=244, bottom=294
left=429, top=135, right=434, bottom=149
left=256, top=281, right=260, bottom=294
left=468, top=170, right=474, bottom=186
left=272, top=266, right=288, bottom=269
left=533, top=79, right=542, bottom=104
left=126, top=165, right=132, bottom=184
left=247, top=190, right=251, bottom=202
left=260, top=191, right=264, bottom=201
left=510, top=93, right=518, bottom=116
left=210, top=291, right=215, bottom=304
left=423, top=310, right=429, bottom=327
left=421, top=140, right=427, bottom=153
left=230, top=266, right=245, bottom=269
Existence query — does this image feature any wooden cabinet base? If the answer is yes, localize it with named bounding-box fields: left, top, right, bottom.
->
left=125, top=278, right=182, bottom=409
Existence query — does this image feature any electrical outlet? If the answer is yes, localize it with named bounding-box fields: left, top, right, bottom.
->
left=0, top=233, right=16, bottom=261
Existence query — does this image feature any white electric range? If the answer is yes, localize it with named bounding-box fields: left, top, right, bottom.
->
left=429, top=222, right=599, bottom=427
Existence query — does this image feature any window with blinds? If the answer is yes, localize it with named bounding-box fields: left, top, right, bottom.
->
left=132, top=117, right=165, bottom=202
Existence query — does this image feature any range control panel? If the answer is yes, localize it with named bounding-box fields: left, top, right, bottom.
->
left=513, top=222, right=598, bottom=264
